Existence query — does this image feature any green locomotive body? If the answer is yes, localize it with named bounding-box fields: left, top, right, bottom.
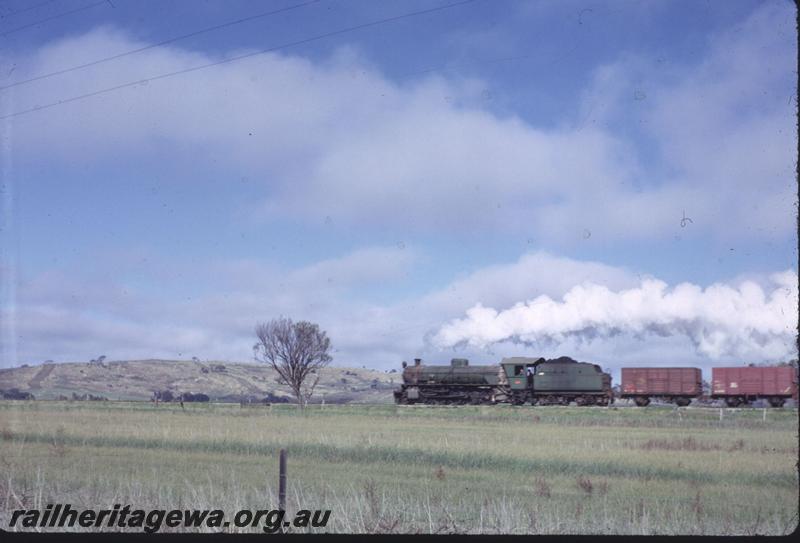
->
left=394, top=356, right=612, bottom=406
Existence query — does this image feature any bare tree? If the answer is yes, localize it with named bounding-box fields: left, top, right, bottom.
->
left=253, top=317, right=332, bottom=408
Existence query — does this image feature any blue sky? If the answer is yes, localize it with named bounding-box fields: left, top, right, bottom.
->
left=0, top=0, right=797, bottom=376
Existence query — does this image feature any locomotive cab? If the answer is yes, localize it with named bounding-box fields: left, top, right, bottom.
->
left=499, top=357, right=545, bottom=405
left=501, top=358, right=543, bottom=391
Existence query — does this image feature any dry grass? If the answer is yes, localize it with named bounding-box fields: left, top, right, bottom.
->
left=640, top=436, right=721, bottom=451
left=534, top=477, right=551, bottom=499
left=0, top=401, right=796, bottom=534
left=576, top=476, right=593, bottom=495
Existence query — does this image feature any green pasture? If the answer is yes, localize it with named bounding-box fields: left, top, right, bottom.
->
left=0, top=401, right=796, bottom=534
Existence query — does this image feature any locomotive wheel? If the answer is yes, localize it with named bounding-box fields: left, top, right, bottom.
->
left=675, top=397, right=691, bottom=407
left=634, top=397, right=650, bottom=407
left=768, top=397, right=785, bottom=408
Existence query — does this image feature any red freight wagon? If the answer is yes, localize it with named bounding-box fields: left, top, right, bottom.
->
left=620, top=367, right=702, bottom=407
left=711, top=366, right=798, bottom=407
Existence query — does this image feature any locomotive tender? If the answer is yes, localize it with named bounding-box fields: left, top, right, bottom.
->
left=393, top=356, right=613, bottom=406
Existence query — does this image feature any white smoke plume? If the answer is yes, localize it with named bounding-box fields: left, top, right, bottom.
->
left=433, top=271, right=798, bottom=360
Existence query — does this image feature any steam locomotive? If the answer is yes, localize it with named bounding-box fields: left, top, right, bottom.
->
left=393, top=357, right=798, bottom=407
left=393, top=356, right=613, bottom=406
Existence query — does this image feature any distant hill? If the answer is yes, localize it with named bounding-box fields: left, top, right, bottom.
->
left=0, top=359, right=399, bottom=404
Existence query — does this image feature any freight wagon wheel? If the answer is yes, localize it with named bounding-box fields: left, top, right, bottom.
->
left=725, top=397, right=741, bottom=408
left=675, top=397, right=691, bottom=407
left=634, top=397, right=650, bottom=407
left=768, top=398, right=785, bottom=408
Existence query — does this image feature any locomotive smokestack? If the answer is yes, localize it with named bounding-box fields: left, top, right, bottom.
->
left=414, top=358, right=421, bottom=366
left=402, top=361, right=407, bottom=368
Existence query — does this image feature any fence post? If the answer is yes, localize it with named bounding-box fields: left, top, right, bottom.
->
left=279, top=448, right=287, bottom=512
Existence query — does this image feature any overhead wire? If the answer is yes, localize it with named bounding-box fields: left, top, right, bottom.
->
left=0, top=0, right=108, bottom=37
left=0, top=0, right=476, bottom=121
left=0, top=0, right=322, bottom=92
left=0, top=0, right=60, bottom=19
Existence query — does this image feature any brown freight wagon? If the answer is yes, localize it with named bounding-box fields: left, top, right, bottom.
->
left=711, top=366, right=798, bottom=408
left=620, top=367, right=702, bottom=407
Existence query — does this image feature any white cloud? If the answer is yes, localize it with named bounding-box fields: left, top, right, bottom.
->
left=5, top=0, right=794, bottom=243
left=290, top=246, right=416, bottom=288
left=418, top=251, right=637, bottom=314
left=7, top=246, right=796, bottom=369
left=566, top=0, right=797, bottom=243
left=7, top=249, right=637, bottom=367
left=3, top=2, right=796, bottom=370
left=6, top=244, right=416, bottom=364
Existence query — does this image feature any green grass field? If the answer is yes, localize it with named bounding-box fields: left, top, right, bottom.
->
left=0, top=400, right=797, bottom=534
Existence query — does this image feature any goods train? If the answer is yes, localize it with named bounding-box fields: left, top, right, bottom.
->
left=393, top=357, right=798, bottom=407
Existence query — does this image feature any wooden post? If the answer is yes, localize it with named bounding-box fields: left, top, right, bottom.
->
left=279, top=448, right=287, bottom=512
left=278, top=448, right=287, bottom=534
